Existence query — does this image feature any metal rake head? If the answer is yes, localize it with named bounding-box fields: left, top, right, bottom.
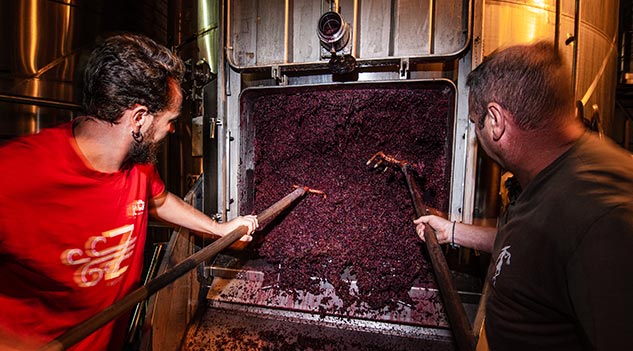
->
left=366, top=151, right=410, bottom=172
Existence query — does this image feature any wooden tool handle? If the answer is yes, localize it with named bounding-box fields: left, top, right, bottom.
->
left=258, top=186, right=307, bottom=225
left=402, top=165, right=476, bottom=351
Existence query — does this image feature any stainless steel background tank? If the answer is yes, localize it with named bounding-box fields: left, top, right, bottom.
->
left=479, top=0, right=619, bottom=136
left=0, top=0, right=173, bottom=137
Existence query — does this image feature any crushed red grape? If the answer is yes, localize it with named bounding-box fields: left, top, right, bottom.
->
left=243, top=83, right=454, bottom=311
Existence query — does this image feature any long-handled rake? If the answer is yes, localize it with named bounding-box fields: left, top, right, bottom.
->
left=367, top=151, right=476, bottom=351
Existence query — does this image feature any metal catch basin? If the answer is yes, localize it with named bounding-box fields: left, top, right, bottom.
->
left=178, top=261, right=479, bottom=350
left=182, top=304, right=457, bottom=351
left=204, top=263, right=480, bottom=327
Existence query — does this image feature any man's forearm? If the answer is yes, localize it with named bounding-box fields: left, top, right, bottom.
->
left=149, top=192, right=222, bottom=237
left=455, top=222, right=497, bottom=253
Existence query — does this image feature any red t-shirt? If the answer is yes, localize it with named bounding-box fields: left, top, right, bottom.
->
left=0, top=122, right=165, bottom=350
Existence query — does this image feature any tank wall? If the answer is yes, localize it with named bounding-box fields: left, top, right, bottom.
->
left=0, top=0, right=170, bottom=139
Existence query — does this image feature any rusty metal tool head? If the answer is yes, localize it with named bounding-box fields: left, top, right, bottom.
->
left=366, top=151, right=410, bottom=172
left=293, top=184, right=327, bottom=199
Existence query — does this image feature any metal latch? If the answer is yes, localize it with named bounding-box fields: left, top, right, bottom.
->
left=399, top=58, right=410, bottom=80
left=271, top=65, right=288, bottom=85
left=209, top=118, right=222, bottom=139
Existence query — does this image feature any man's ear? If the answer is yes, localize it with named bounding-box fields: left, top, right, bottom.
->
left=130, top=105, right=150, bottom=129
left=487, top=102, right=506, bottom=141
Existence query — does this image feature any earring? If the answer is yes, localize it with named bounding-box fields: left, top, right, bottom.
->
left=132, top=130, right=143, bottom=143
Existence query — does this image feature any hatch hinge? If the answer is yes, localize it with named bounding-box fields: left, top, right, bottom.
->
left=399, top=58, right=410, bottom=80
left=271, top=65, right=288, bottom=85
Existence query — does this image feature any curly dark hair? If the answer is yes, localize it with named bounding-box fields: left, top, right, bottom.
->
left=82, top=33, right=185, bottom=123
left=466, top=41, right=574, bottom=131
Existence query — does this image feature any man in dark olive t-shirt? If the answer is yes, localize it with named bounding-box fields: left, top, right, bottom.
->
left=485, top=132, right=633, bottom=350
left=414, top=41, right=633, bottom=350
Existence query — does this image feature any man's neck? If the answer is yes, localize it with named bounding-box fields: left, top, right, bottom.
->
left=510, top=121, right=586, bottom=188
left=73, top=117, right=131, bottom=173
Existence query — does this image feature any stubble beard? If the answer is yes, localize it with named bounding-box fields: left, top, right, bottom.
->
left=129, top=126, right=162, bottom=165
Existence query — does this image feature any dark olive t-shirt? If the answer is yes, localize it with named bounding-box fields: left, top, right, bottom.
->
left=485, top=132, right=633, bottom=350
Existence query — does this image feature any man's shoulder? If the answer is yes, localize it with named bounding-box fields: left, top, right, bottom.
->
left=0, top=123, right=73, bottom=181
left=0, top=122, right=71, bottom=154
left=574, top=133, right=633, bottom=171
left=544, top=134, right=633, bottom=231
left=546, top=133, right=633, bottom=193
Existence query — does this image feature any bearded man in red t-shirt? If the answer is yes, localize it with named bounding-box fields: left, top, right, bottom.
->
left=0, top=33, right=258, bottom=351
